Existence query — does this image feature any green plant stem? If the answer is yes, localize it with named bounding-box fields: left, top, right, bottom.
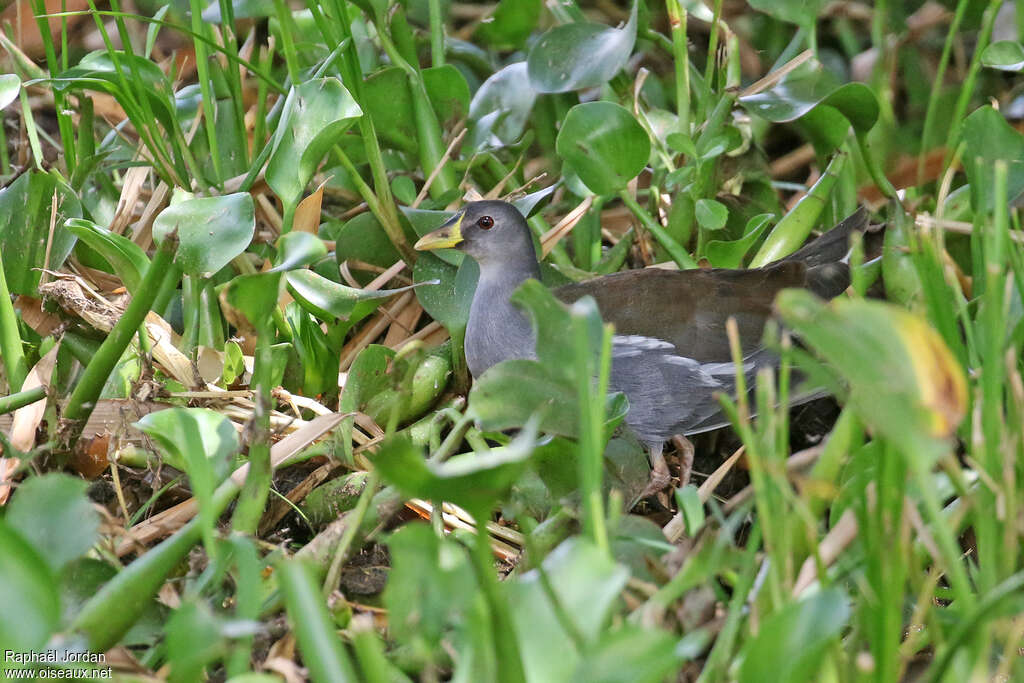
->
left=749, top=151, right=846, bottom=267
left=666, top=0, right=690, bottom=135
left=0, top=247, right=28, bottom=392
left=62, top=236, right=182, bottom=448
left=574, top=313, right=612, bottom=556
left=429, top=0, right=445, bottom=67
left=916, top=0, right=969, bottom=186
left=231, top=327, right=273, bottom=534
left=0, top=386, right=46, bottom=414
left=188, top=0, right=222, bottom=185
left=322, top=470, right=380, bottom=596
left=619, top=190, right=698, bottom=269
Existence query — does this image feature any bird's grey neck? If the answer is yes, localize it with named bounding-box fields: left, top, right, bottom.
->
left=465, top=259, right=541, bottom=378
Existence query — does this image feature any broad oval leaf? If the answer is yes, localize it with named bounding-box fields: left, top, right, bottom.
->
left=475, top=0, right=542, bottom=49
left=413, top=252, right=476, bottom=332
left=748, top=0, right=825, bottom=26
left=65, top=218, right=150, bottom=293
left=959, top=106, right=1024, bottom=212
left=739, top=59, right=879, bottom=151
left=372, top=421, right=539, bottom=514
left=0, top=522, right=60, bottom=652
left=556, top=101, right=650, bottom=195
left=286, top=268, right=419, bottom=321
left=467, top=62, right=537, bottom=152
left=363, top=65, right=470, bottom=154
left=737, top=588, right=850, bottom=683
left=153, top=192, right=255, bottom=276
left=7, top=474, right=100, bottom=572
left=270, top=231, right=328, bottom=272
left=981, top=40, right=1024, bottom=72
left=527, top=2, right=637, bottom=93
left=706, top=213, right=773, bottom=268
left=134, top=407, right=239, bottom=477
left=266, top=78, right=362, bottom=208
left=0, top=73, right=20, bottom=110
left=695, top=198, right=728, bottom=231
left=219, top=271, right=284, bottom=330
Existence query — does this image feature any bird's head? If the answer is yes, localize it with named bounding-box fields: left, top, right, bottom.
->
left=414, top=200, right=536, bottom=268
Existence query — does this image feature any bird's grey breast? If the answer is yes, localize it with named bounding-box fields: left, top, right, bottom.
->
left=465, top=278, right=537, bottom=378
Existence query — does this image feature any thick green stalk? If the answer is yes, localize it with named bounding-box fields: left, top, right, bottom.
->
left=188, top=0, right=223, bottom=184
left=749, top=152, right=846, bottom=267
left=0, top=386, right=46, bottom=414
left=0, top=247, right=28, bottom=392
left=62, top=236, right=182, bottom=446
left=429, top=0, right=445, bottom=67
left=666, top=0, right=690, bottom=135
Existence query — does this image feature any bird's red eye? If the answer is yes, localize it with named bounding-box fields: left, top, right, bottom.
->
left=477, top=216, right=494, bottom=230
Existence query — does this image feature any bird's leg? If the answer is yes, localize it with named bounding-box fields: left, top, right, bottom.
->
left=671, top=435, right=695, bottom=488
left=640, top=442, right=672, bottom=501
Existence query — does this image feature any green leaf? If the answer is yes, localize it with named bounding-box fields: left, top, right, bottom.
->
left=776, top=291, right=968, bottom=459
left=383, top=524, right=476, bottom=657
left=475, top=0, right=542, bottom=49
left=65, top=218, right=150, bottom=293
left=556, top=102, right=651, bottom=195
left=270, top=231, right=328, bottom=273
left=413, top=252, right=476, bottom=332
left=510, top=539, right=630, bottom=682
left=981, top=40, right=1024, bottom=72
left=286, top=269, right=418, bottom=321
left=220, top=272, right=283, bottom=330
left=153, top=193, right=255, bottom=277
left=959, top=106, right=1024, bottom=212
left=706, top=213, right=773, bottom=268
left=7, top=474, right=100, bottom=572
left=0, top=521, right=60, bottom=652
left=526, top=2, right=638, bottom=93
left=739, top=59, right=879, bottom=153
left=0, top=170, right=81, bottom=294
left=266, top=78, right=362, bottom=208
left=329, top=211, right=401, bottom=270
left=737, top=588, right=850, bottom=683
left=571, top=625, right=683, bottom=683
left=467, top=62, right=537, bottom=151
left=134, top=407, right=238, bottom=479
left=470, top=359, right=580, bottom=435
left=372, top=422, right=539, bottom=513
left=674, top=485, right=705, bottom=536
left=695, top=198, right=728, bottom=231
left=363, top=66, right=470, bottom=154
left=0, top=73, right=20, bottom=110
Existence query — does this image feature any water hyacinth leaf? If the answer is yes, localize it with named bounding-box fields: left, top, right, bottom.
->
left=384, top=524, right=476, bottom=659
left=0, top=522, right=60, bottom=652
left=739, top=59, right=879, bottom=148
left=475, top=0, right=542, bottom=49
left=526, top=2, right=637, bottom=93
left=737, top=588, right=849, bottom=683
left=134, top=407, right=239, bottom=478
left=467, top=62, right=537, bottom=151
left=270, top=231, right=328, bottom=273
left=556, top=102, right=651, bottom=195
left=363, top=66, right=470, bottom=153
left=981, top=40, right=1024, bottom=72
left=695, top=198, right=728, bottom=231
left=413, top=252, right=476, bottom=331
left=776, top=291, right=967, bottom=458
left=220, top=272, right=284, bottom=329
left=330, top=212, right=402, bottom=269
left=7, top=474, right=100, bottom=572
left=0, top=73, right=19, bottom=109
left=153, top=193, right=255, bottom=277
left=286, top=269, right=419, bottom=321
left=705, top=213, right=773, bottom=268
left=407, top=208, right=461, bottom=265
left=65, top=218, right=150, bottom=293
left=372, top=420, right=538, bottom=512
left=511, top=184, right=557, bottom=217
left=570, top=626, right=684, bottom=683
left=266, top=78, right=362, bottom=208
left=510, top=539, right=630, bottom=682
left=0, top=171, right=81, bottom=294
left=959, top=106, right=1024, bottom=212
left=470, top=359, right=580, bottom=435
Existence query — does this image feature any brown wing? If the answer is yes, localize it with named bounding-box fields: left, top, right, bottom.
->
left=553, top=261, right=809, bottom=362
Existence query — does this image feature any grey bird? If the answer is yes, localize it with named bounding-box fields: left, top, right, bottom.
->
left=415, top=200, right=868, bottom=486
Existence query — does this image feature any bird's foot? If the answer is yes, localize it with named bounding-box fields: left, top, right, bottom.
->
left=640, top=445, right=672, bottom=501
